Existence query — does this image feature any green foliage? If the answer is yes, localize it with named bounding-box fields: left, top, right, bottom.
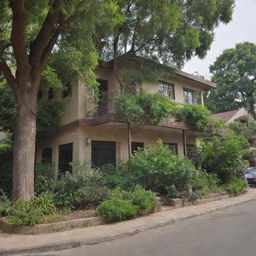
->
left=0, top=136, right=12, bottom=195
left=0, top=84, right=16, bottom=132
left=178, top=104, right=212, bottom=131
left=127, top=141, right=202, bottom=194
left=0, top=85, right=63, bottom=142
left=0, top=193, right=56, bottom=226
left=54, top=162, right=109, bottom=209
left=36, top=100, right=64, bottom=143
left=97, top=198, right=138, bottom=222
left=197, top=136, right=249, bottom=183
left=130, top=186, right=157, bottom=213
left=100, top=163, right=133, bottom=190
left=114, top=93, right=144, bottom=126
left=229, top=120, right=256, bottom=145
left=35, top=163, right=56, bottom=196
left=206, top=42, right=256, bottom=118
left=225, top=179, right=247, bottom=194
left=114, top=92, right=176, bottom=127
left=100, top=0, right=234, bottom=68
left=97, top=186, right=156, bottom=222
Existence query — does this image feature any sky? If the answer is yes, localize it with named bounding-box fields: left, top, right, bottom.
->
left=183, top=0, right=256, bottom=79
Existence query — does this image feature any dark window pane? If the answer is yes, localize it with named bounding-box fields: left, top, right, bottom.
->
left=159, top=81, right=175, bottom=99
left=62, top=83, right=72, bottom=98
left=131, top=142, right=144, bottom=154
left=42, top=147, right=52, bottom=163
left=183, top=88, right=201, bottom=105
left=38, top=90, right=43, bottom=100
left=58, top=143, right=73, bottom=174
left=164, top=143, right=178, bottom=155
left=48, top=88, right=54, bottom=100
left=186, top=144, right=197, bottom=159
left=91, top=141, right=116, bottom=167
left=96, top=79, right=108, bottom=116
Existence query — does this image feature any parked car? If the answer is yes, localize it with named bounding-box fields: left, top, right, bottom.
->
left=244, top=167, right=256, bottom=185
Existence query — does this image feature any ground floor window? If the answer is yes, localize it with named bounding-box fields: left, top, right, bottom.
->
left=42, top=147, right=52, bottom=163
left=58, top=143, right=73, bottom=174
left=91, top=141, right=116, bottom=167
left=164, top=143, right=178, bottom=155
left=131, top=142, right=144, bottom=154
left=186, top=144, right=197, bottom=159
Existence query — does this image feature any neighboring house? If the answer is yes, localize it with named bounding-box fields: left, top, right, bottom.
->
left=211, top=108, right=250, bottom=125
left=36, top=56, right=216, bottom=175
left=211, top=108, right=256, bottom=166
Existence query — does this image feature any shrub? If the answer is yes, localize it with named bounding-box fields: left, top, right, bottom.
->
left=225, top=179, right=247, bottom=194
left=130, top=186, right=157, bottom=213
left=127, top=141, right=200, bottom=194
left=114, top=92, right=177, bottom=127
left=0, top=193, right=56, bottom=226
left=35, top=163, right=56, bottom=195
left=178, top=104, right=212, bottom=131
left=97, top=198, right=138, bottom=222
left=100, top=163, right=134, bottom=190
left=54, top=162, right=109, bottom=208
left=197, top=135, right=249, bottom=183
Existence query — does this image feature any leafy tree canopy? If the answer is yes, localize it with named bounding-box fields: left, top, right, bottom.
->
left=99, top=0, right=234, bottom=67
left=0, top=84, right=63, bottom=143
left=206, top=42, right=256, bottom=118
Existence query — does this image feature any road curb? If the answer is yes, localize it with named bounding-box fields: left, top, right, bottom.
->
left=1, top=197, right=256, bottom=256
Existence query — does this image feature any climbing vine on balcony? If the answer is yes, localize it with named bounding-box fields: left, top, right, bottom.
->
left=114, top=92, right=177, bottom=127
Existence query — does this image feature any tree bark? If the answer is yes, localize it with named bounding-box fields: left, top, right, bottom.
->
left=12, top=89, right=37, bottom=201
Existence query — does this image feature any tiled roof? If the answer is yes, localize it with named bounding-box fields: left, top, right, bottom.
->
left=211, top=109, right=240, bottom=121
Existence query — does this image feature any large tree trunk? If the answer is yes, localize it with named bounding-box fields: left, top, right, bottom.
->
left=12, top=89, right=37, bottom=201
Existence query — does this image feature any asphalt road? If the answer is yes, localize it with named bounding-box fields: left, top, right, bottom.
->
left=28, top=200, right=256, bottom=256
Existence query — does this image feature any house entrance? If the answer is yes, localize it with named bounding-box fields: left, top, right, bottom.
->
left=91, top=140, right=116, bottom=167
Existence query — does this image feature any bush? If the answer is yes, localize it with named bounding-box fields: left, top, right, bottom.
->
left=197, top=135, right=249, bottom=183
left=178, top=104, right=212, bottom=131
left=35, top=163, right=56, bottom=195
left=127, top=141, right=200, bottom=194
left=100, top=163, right=134, bottom=190
left=97, top=186, right=157, bottom=222
left=97, top=198, right=138, bottom=222
left=225, top=179, right=247, bottom=194
left=54, top=162, right=109, bottom=208
left=130, top=186, right=157, bottom=213
left=114, top=92, right=177, bottom=127
left=0, top=193, right=56, bottom=226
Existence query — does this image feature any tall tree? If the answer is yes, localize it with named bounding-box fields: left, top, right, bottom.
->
left=206, top=42, right=256, bottom=117
left=97, top=0, right=235, bottom=91
left=0, top=0, right=120, bottom=201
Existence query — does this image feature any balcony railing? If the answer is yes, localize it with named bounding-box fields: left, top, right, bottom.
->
left=87, top=99, right=115, bottom=119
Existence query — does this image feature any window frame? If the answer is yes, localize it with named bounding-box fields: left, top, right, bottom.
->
left=164, top=142, right=178, bottom=155
left=159, top=80, right=175, bottom=100
left=183, top=88, right=201, bottom=105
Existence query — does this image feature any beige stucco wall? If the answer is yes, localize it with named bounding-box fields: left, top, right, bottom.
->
left=142, top=77, right=204, bottom=106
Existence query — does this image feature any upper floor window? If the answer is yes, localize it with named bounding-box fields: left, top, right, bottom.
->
left=183, top=88, right=201, bottom=105
left=62, top=83, right=72, bottom=98
left=48, top=88, right=54, bottom=100
left=159, top=81, right=175, bottom=99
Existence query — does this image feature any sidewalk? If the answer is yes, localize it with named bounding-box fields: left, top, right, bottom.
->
left=1, top=188, right=256, bottom=256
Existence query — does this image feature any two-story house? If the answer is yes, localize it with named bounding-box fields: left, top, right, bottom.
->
left=36, top=56, right=216, bottom=175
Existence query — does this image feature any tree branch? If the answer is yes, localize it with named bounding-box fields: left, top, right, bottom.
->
left=10, top=0, right=30, bottom=81
left=0, top=57, right=16, bottom=89
left=29, top=1, right=61, bottom=68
